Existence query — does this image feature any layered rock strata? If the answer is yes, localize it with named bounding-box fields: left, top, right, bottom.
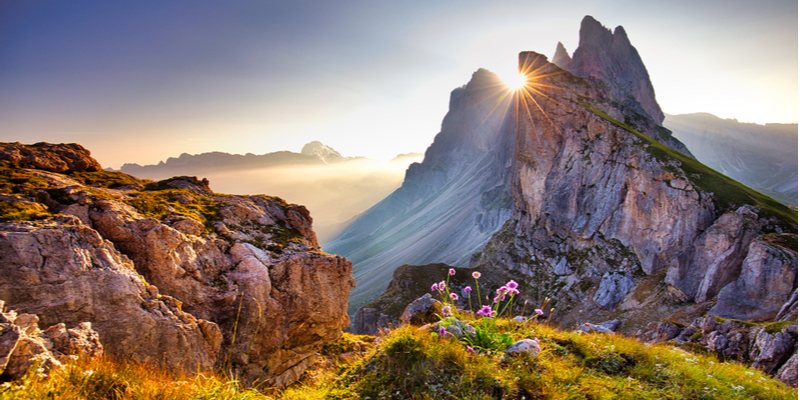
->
left=0, top=144, right=354, bottom=387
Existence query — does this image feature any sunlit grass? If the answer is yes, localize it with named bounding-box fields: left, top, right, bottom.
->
left=1, top=319, right=794, bottom=399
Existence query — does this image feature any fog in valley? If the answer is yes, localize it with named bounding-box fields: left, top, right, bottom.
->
left=160, top=156, right=421, bottom=242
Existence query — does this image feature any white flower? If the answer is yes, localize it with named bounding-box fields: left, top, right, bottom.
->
left=82, top=370, right=94, bottom=377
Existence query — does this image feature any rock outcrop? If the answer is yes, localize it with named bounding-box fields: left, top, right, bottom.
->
left=0, top=144, right=354, bottom=387
left=638, top=316, right=798, bottom=387
left=0, top=142, right=102, bottom=173
left=0, top=300, right=102, bottom=381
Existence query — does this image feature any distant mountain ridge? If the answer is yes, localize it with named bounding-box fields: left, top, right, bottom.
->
left=665, top=113, right=798, bottom=206
left=119, top=141, right=370, bottom=179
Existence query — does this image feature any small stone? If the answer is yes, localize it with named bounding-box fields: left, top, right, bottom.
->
left=506, top=339, right=541, bottom=355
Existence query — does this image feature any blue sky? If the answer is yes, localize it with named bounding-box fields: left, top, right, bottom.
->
left=0, top=0, right=796, bottom=168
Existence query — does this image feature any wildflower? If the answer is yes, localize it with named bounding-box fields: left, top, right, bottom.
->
left=83, top=370, right=94, bottom=377
left=450, top=293, right=458, bottom=301
left=442, top=305, right=452, bottom=316
left=506, top=287, right=520, bottom=295
left=472, top=271, right=481, bottom=279
left=506, top=280, right=518, bottom=290
left=439, top=326, right=446, bottom=337
left=477, top=305, right=493, bottom=316
left=463, top=286, right=472, bottom=293
left=449, top=268, right=456, bottom=276
left=439, top=281, right=447, bottom=290
left=534, top=309, right=543, bottom=315
left=466, top=346, right=476, bottom=354
left=431, top=283, right=438, bottom=292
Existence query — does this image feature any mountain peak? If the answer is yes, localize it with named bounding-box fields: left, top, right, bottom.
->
left=552, top=42, right=573, bottom=69
left=300, top=141, right=344, bottom=163
left=565, top=15, right=665, bottom=124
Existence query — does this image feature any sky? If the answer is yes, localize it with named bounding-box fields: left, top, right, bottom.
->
left=0, top=0, right=797, bottom=169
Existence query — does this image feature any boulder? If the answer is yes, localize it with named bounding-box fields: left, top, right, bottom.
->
left=400, top=294, right=441, bottom=326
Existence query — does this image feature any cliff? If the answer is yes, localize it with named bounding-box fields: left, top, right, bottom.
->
left=335, top=16, right=797, bottom=344
left=0, top=142, right=354, bottom=387
left=325, top=68, right=517, bottom=313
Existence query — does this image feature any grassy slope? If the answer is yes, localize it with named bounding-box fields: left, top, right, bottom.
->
left=2, top=319, right=795, bottom=399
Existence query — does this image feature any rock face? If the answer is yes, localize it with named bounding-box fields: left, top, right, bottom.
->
left=471, top=51, right=796, bottom=332
left=554, top=15, right=665, bottom=125
left=0, top=216, right=221, bottom=372
left=0, top=300, right=103, bottom=381
left=335, top=15, right=797, bottom=338
left=0, top=145, right=354, bottom=387
left=325, top=69, right=516, bottom=313
left=639, top=316, right=798, bottom=387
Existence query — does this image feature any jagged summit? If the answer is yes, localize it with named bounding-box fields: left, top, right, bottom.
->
left=301, top=140, right=345, bottom=163
left=333, top=20, right=796, bottom=337
left=552, top=41, right=572, bottom=69
left=554, top=15, right=665, bottom=125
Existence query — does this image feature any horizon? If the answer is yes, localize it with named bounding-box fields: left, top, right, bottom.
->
left=1, top=0, right=797, bottom=169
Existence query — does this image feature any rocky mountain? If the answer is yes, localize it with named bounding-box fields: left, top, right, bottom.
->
left=664, top=113, right=798, bottom=206
left=553, top=15, right=667, bottom=127
left=0, top=142, right=354, bottom=387
left=331, top=16, right=797, bottom=338
left=325, top=68, right=518, bottom=313
left=300, top=140, right=346, bottom=164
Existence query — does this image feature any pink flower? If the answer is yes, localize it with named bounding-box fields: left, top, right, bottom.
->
left=535, top=309, right=544, bottom=315
left=449, top=268, right=456, bottom=276
left=442, top=305, right=452, bottom=316
left=477, top=305, right=493, bottom=316
left=506, top=280, right=518, bottom=290
left=438, top=327, right=446, bottom=337
left=472, top=271, right=481, bottom=279
left=438, top=281, right=446, bottom=291
left=450, top=293, right=459, bottom=301
left=466, top=346, right=475, bottom=354
left=463, top=286, right=472, bottom=293
left=431, top=283, right=438, bottom=292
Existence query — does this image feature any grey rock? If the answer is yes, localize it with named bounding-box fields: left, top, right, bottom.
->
left=711, top=240, right=798, bottom=321
left=775, top=352, right=798, bottom=387
left=749, top=327, right=796, bottom=374
left=593, top=272, right=635, bottom=310
left=776, top=290, right=798, bottom=322
left=576, top=323, right=614, bottom=334
left=655, top=321, right=682, bottom=342
left=506, top=339, right=541, bottom=355
left=400, top=294, right=441, bottom=326
left=598, top=319, right=622, bottom=332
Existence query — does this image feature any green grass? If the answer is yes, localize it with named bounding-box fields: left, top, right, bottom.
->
left=2, top=319, right=794, bottom=399
left=122, top=189, right=224, bottom=233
